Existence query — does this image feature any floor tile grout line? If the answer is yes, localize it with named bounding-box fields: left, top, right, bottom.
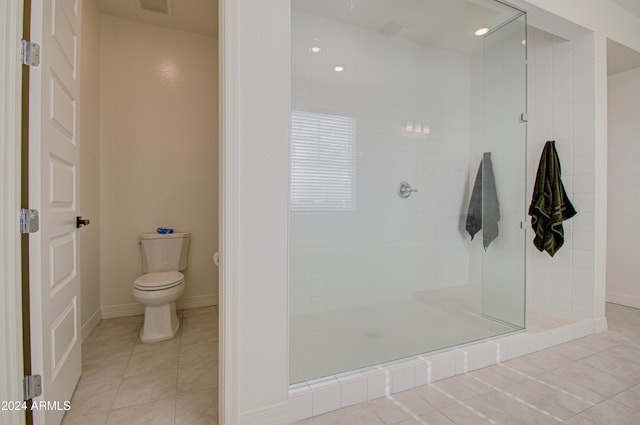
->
left=427, top=383, right=500, bottom=425
left=63, top=307, right=218, bottom=425
left=464, top=372, right=564, bottom=423
left=497, top=363, right=597, bottom=406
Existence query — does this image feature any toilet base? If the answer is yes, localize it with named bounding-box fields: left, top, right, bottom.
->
left=140, top=301, right=180, bottom=343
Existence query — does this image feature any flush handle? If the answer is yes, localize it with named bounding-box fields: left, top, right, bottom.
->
left=76, top=216, right=90, bottom=228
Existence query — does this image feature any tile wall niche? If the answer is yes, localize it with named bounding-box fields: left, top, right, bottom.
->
left=525, top=28, right=596, bottom=318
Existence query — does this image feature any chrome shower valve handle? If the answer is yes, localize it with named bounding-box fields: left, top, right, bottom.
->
left=397, top=181, right=418, bottom=199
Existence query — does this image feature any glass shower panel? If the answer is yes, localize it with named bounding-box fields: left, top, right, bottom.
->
left=481, top=16, right=527, bottom=329
left=290, top=0, right=526, bottom=385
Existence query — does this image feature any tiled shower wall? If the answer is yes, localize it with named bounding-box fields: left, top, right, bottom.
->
left=290, top=11, right=473, bottom=316
left=290, top=18, right=598, bottom=320
left=526, top=28, right=596, bottom=317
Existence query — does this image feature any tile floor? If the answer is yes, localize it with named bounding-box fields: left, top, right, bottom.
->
left=61, top=306, right=218, bottom=425
left=295, top=303, right=640, bottom=425
left=62, top=303, right=640, bottom=425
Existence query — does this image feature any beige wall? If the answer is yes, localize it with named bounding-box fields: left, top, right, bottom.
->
left=607, top=66, right=640, bottom=308
left=79, top=0, right=101, bottom=333
left=99, top=15, right=218, bottom=313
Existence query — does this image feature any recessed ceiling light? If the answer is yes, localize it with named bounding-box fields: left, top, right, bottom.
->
left=474, top=27, right=490, bottom=36
left=333, top=65, right=345, bottom=72
left=310, top=46, right=321, bottom=53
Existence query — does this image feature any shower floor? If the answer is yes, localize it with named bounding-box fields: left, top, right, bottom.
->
left=290, top=287, right=522, bottom=384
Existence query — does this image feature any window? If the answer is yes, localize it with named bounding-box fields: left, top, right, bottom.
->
left=290, top=110, right=356, bottom=212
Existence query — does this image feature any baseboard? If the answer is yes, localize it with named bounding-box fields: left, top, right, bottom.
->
left=101, top=303, right=144, bottom=319
left=606, top=290, right=640, bottom=310
left=81, top=309, right=103, bottom=342
left=594, top=316, right=608, bottom=334
left=177, top=293, right=218, bottom=310
left=101, top=294, right=218, bottom=319
left=239, top=402, right=289, bottom=425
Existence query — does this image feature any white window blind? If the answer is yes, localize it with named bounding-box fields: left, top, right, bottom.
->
left=290, top=110, right=356, bottom=212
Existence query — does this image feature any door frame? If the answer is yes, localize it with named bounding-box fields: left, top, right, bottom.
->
left=3, top=1, right=240, bottom=423
left=219, top=0, right=238, bottom=422
left=0, top=1, right=27, bottom=424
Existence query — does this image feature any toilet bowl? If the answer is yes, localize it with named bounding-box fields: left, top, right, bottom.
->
left=133, top=232, right=190, bottom=343
left=133, top=272, right=185, bottom=343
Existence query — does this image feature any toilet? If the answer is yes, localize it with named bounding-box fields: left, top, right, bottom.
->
left=132, top=232, right=190, bottom=343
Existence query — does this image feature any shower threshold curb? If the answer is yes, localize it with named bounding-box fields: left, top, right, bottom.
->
left=288, top=317, right=594, bottom=422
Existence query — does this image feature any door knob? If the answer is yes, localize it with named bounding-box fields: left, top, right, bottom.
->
left=76, top=216, right=90, bottom=228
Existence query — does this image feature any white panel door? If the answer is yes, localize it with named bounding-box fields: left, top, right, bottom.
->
left=28, top=0, right=82, bottom=424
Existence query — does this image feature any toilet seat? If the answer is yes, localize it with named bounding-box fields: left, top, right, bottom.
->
left=134, top=271, right=184, bottom=291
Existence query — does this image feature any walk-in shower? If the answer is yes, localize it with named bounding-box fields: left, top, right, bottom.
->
left=289, top=0, right=527, bottom=384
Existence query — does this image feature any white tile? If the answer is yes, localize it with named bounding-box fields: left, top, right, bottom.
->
left=572, top=267, right=594, bottom=289
left=572, top=303, right=594, bottom=317
left=454, top=349, right=472, bottom=374
left=572, top=286, right=595, bottom=312
left=428, top=352, right=456, bottom=383
left=290, top=383, right=312, bottom=397
left=573, top=230, right=594, bottom=251
left=573, top=193, right=595, bottom=212
left=544, top=327, right=565, bottom=348
left=545, top=243, right=573, bottom=266
left=573, top=131, right=595, bottom=156
left=572, top=212, right=594, bottom=231
left=535, top=330, right=555, bottom=351
left=551, top=265, right=572, bottom=284
left=523, top=333, right=538, bottom=355
left=289, top=394, right=313, bottom=422
left=391, top=365, right=415, bottom=393
left=573, top=249, right=595, bottom=270
left=341, top=379, right=367, bottom=407
left=367, top=374, right=387, bottom=400
left=552, top=120, right=573, bottom=141
left=551, top=283, right=573, bottom=313
left=312, top=385, right=341, bottom=416
left=504, top=334, right=525, bottom=360
left=573, top=96, right=594, bottom=121
left=573, top=154, right=594, bottom=175
left=553, top=100, right=573, bottom=123
left=309, top=377, right=339, bottom=391
left=414, top=361, right=429, bottom=386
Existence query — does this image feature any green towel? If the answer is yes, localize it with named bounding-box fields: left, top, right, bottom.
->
left=528, top=141, right=577, bottom=256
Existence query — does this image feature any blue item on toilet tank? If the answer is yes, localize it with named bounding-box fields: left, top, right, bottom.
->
left=157, top=227, right=174, bottom=234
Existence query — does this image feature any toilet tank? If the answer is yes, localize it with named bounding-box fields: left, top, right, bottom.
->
left=139, top=232, right=190, bottom=273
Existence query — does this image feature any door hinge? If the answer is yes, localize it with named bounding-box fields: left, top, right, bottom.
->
left=20, top=209, right=39, bottom=234
left=23, top=374, right=42, bottom=401
left=21, top=40, right=40, bottom=67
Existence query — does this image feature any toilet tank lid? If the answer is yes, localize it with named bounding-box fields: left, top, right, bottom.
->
left=139, top=232, right=190, bottom=240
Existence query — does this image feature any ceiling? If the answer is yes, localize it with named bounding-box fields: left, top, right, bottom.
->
left=97, top=0, right=218, bottom=37
left=608, top=39, right=640, bottom=76
left=609, top=0, right=640, bottom=19
left=95, top=0, right=640, bottom=75
left=606, top=0, right=640, bottom=75
left=293, top=0, right=524, bottom=57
